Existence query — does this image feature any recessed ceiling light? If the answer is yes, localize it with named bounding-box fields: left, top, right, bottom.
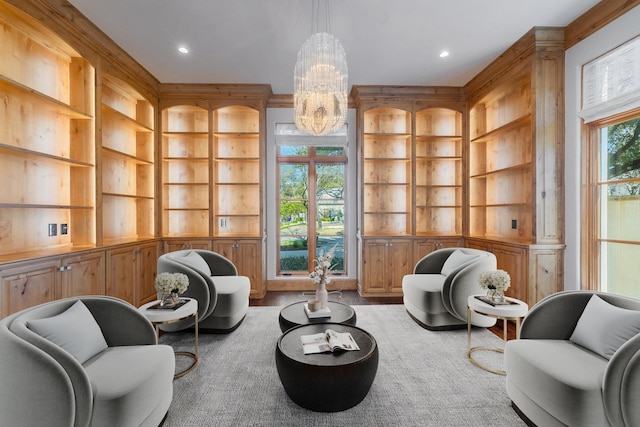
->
left=178, top=46, right=189, bottom=54
left=439, top=50, right=450, bottom=58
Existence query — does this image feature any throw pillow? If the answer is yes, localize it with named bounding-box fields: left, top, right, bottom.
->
left=570, top=294, right=640, bottom=360
left=441, top=249, right=478, bottom=276
left=179, top=251, right=212, bottom=276
left=27, top=300, right=108, bottom=364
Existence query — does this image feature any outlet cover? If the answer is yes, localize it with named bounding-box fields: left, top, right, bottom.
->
left=511, top=219, right=517, bottom=229
left=60, top=224, right=68, bottom=235
left=48, top=223, right=57, bottom=236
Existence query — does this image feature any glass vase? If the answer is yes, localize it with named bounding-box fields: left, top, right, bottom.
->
left=159, top=291, right=179, bottom=307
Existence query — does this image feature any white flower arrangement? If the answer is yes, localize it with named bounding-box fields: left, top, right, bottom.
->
left=155, top=272, right=189, bottom=294
left=478, top=269, right=511, bottom=292
left=310, top=246, right=336, bottom=286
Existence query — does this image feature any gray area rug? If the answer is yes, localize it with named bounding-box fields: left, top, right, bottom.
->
left=160, top=304, right=527, bottom=426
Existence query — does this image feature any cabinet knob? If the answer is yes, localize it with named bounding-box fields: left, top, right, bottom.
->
left=66, top=265, right=72, bottom=271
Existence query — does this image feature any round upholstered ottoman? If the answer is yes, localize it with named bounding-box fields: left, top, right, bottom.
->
left=275, top=322, right=378, bottom=412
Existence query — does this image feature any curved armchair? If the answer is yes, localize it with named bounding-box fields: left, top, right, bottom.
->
left=402, top=248, right=497, bottom=330
left=505, top=291, right=640, bottom=427
left=157, top=250, right=250, bottom=333
left=0, top=296, right=174, bottom=427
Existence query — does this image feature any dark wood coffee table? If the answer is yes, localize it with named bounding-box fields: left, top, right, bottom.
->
left=278, top=301, right=357, bottom=332
left=275, top=322, right=378, bottom=412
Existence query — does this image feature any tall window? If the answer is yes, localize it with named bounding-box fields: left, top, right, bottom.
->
left=277, top=146, right=346, bottom=276
left=586, top=112, right=640, bottom=297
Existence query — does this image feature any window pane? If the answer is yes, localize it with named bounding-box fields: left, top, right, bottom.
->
left=600, top=241, right=640, bottom=299
left=279, top=164, right=309, bottom=272
left=316, top=146, right=345, bottom=156
left=599, top=184, right=640, bottom=241
left=316, top=164, right=345, bottom=272
left=279, top=146, right=308, bottom=156
left=601, top=118, right=640, bottom=181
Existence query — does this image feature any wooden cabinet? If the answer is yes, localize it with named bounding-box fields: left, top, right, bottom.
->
left=415, top=108, right=463, bottom=235
left=465, top=28, right=565, bottom=307
left=100, top=74, right=155, bottom=244
left=0, top=2, right=95, bottom=260
left=162, top=105, right=210, bottom=237
left=0, top=259, right=61, bottom=318
left=360, top=238, right=412, bottom=296
left=60, top=252, right=105, bottom=298
left=413, top=237, right=464, bottom=265
left=361, top=107, right=412, bottom=236
left=214, top=239, right=265, bottom=298
left=353, top=87, right=466, bottom=296
left=163, top=239, right=212, bottom=253
left=213, top=106, right=262, bottom=237
left=106, top=241, right=159, bottom=306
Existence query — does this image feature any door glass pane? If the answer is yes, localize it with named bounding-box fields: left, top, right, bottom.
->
left=279, top=164, right=308, bottom=272
left=316, top=164, right=345, bottom=272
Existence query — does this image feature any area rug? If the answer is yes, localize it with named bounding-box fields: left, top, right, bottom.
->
left=159, top=304, right=526, bottom=426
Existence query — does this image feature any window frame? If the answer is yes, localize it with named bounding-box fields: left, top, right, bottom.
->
left=582, top=107, right=640, bottom=291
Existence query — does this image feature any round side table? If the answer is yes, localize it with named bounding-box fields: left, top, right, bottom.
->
left=278, top=301, right=357, bottom=332
left=466, top=295, right=528, bottom=375
left=139, top=297, right=199, bottom=379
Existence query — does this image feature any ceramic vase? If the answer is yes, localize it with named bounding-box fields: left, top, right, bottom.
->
left=316, top=280, right=328, bottom=310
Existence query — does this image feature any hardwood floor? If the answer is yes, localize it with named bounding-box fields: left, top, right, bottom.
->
left=250, top=291, right=516, bottom=340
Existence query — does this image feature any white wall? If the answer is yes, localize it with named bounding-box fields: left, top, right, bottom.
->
left=564, top=5, right=640, bottom=290
left=265, top=108, right=358, bottom=281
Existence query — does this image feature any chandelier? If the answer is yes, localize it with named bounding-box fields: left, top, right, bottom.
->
left=293, top=7, right=348, bottom=136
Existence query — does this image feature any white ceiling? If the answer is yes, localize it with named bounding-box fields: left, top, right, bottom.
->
left=68, top=0, right=600, bottom=94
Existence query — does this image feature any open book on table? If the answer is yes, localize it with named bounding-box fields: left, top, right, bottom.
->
left=300, top=329, right=360, bottom=355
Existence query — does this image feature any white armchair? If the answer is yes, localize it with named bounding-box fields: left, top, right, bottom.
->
left=402, top=248, right=498, bottom=330
left=157, top=250, right=250, bottom=333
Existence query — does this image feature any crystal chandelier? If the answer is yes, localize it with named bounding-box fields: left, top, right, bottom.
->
left=294, top=14, right=348, bottom=136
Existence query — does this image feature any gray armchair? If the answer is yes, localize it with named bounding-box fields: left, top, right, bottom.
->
left=157, top=250, right=250, bottom=333
left=505, top=290, right=640, bottom=427
left=0, top=296, right=174, bottom=427
left=402, top=247, right=498, bottom=329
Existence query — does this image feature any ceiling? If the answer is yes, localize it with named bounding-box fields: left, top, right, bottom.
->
left=67, top=0, right=600, bottom=95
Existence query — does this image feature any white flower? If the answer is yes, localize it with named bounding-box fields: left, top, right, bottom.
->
left=478, top=270, right=511, bottom=292
left=309, top=246, right=336, bottom=286
left=155, top=272, right=189, bottom=294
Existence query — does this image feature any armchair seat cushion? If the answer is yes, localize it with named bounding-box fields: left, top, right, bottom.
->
left=402, top=274, right=446, bottom=313
left=210, top=276, right=251, bottom=317
left=84, top=345, right=175, bottom=427
left=506, top=339, right=608, bottom=426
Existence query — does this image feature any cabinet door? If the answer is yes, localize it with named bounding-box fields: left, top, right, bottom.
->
left=164, top=239, right=212, bottom=253
left=106, top=247, right=136, bottom=305
left=235, top=240, right=263, bottom=298
left=491, top=243, right=528, bottom=303
left=0, top=260, right=61, bottom=318
left=61, top=252, right=105, bottom=298
left=213, top=240, right=263, bottom=297
left=137, top=242, right=159, bottom=305
left=387, top=239, right=412, bottom=294
left=361, top=240, right=389, bottom=295
left=413, top=237, right=464, bottom=265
